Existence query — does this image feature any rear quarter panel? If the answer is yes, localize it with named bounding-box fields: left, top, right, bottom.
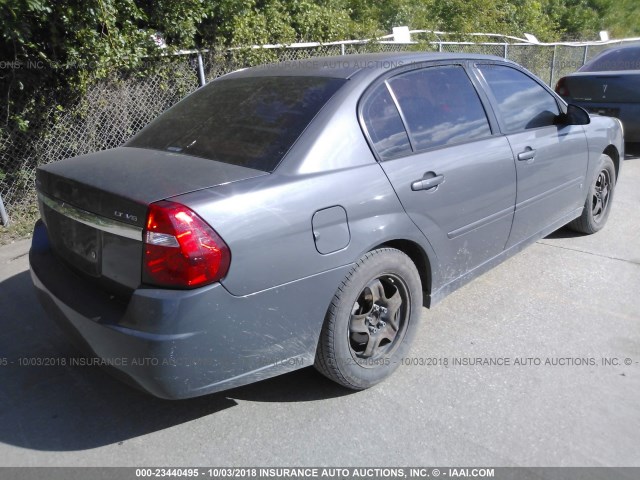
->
left=172, top=82, right=439, bottom=297
left=583, top=115, right=624, bottom=182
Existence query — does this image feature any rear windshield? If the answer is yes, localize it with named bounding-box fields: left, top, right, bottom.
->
left=579, top=47, right=640, bottom=72
left=127, top=76, right=346, bottom=171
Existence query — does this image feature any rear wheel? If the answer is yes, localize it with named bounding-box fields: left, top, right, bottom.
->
left=568, top=153, right=616, bottom=234
left=314, top=248, right=422, bottom=390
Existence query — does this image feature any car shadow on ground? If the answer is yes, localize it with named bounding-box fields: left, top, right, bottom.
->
left=544, top=226, right=585, bottom=240
left=625, top=142, right=640, bottom=159
left=0, top=270, right=352, bottom=452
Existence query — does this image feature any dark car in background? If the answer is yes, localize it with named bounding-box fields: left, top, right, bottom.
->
left=556, top=43, right=640, bottom=142
left=30, top=53, right=623, bottom=399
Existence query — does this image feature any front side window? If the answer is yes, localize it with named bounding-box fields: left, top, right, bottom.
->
left=387, top=65, right=492, bottom=152
left=127, top=76, right=346, bottom=172
left=477, top=65, right=560, bottom=133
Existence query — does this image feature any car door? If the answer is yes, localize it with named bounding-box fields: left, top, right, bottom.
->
left=474, top=63, right=590, bottom=247
left=360, top=64, right=517, bottom=283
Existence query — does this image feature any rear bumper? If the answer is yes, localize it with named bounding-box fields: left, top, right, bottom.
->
left=566, top=100, right=640, bottom=142
left=30, top=220, right=349, bottom=399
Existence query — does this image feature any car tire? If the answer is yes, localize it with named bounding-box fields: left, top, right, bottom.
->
left=568, top=153, right=616, bottom=234
left=314, top=248, right=422, bottom=390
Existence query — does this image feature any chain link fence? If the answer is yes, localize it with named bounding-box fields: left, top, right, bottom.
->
left=0, top=35, right=635, bottom=243
left=0, top=56, right=200, bottom=241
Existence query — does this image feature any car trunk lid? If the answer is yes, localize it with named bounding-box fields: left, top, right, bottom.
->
left=36, top=147, right=266, bottom=292
left=565, top=72, right=640, bottom=103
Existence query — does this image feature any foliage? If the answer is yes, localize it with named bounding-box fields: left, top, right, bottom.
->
left=544, top=0, right=612, bottom=39
left=602, top=0, right=640, bottom=38
left=0, top=0, right=633, bottom=136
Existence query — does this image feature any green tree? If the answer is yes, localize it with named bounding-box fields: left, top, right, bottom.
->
left=1, top=0, right=636, bottom=134
left=544, top=0, right=611, bottom=40
left=602, top=0, right=640, bottom=38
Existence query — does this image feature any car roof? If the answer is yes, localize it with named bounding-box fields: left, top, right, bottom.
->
left=575, top=42, right=640, bottom=73
left=597, top=42, right=640, bottom=51
left=224, top=52, right=507, bottom=80
left=588, top=42, right=640, bottom=58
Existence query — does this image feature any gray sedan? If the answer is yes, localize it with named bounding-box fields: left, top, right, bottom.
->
left=29, top=53, right=623, bottom=399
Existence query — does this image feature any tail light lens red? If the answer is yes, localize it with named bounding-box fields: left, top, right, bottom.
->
left=555, top=77, right=570, bottom=97
left=143, top=201, right=230, bottom=289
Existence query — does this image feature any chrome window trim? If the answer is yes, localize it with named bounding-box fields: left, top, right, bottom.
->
left=38, top=192, right=143, bottom=242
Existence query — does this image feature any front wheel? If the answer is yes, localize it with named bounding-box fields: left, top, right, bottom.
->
left=568, top=153, right=616, bottom=234
left=314, top=248, right=422, bottom=390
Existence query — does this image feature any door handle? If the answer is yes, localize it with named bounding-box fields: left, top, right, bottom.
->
left=411, top=173, right=444, bottom=191
left=517, top=148, right=536, bottom=161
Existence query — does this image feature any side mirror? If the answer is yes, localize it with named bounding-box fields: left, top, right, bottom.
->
left=556, top=104, right=590, bottom=126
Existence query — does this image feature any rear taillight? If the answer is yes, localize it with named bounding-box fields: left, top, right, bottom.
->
left=143, top=201, right=230, bottom=289
left=555, top=77, right=570, bottom=97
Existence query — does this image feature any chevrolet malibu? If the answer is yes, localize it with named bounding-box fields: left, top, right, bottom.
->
left=30, top=53, right=623, bottom=399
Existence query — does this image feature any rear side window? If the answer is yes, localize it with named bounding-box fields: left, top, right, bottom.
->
left=127, top=76, right=346, bottom=171
left=388, top=65, right=492, bottom=152
left=478, top=65, right=560, bottom=133
left=361, top=84, right=412, bottom=160
left=580, top=47, right=640, bottom=72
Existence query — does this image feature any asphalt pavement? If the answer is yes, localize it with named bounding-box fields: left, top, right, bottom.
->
left=0, top=154, right=638, bottom=467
